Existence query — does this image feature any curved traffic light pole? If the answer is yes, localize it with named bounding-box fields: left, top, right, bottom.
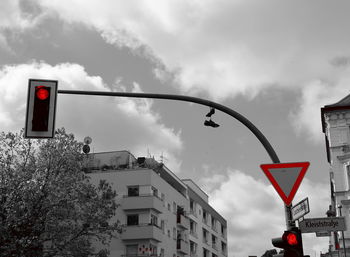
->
left=58, top=89, right=294, bottom=229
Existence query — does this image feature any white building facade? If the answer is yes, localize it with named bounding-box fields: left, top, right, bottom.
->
left=321, top=94, right=350, bottom=256
left=85, top=151, right=228, bottom=257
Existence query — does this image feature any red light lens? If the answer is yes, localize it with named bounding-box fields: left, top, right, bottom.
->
left=286, top=233, right=298, bottom=245
left=36, top=86, right=49, bottom=100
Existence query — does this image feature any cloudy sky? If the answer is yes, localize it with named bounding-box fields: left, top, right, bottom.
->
left=2, top=0, right=350, bottom=256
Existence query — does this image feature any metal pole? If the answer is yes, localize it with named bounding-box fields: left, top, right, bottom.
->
left=57, top=89, right=294, bottom=228
left=338, top=205, right=347, bottom=257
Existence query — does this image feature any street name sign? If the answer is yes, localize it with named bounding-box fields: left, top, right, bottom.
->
left=260, top=162, right=310, bottom=206
left=299, top=217, right=346, bottom=233
left=291, top=197, right=310, bottom=221
left=316, top=231, right=331, bottom=237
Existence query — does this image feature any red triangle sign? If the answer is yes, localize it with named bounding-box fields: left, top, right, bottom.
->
left=260, top=162, right=310, bottom=206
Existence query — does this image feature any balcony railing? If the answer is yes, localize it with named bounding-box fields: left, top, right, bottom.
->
left=202, top=239, right=210, bottom=246
left=121, top=255, right=160, bottom=257
left=121, top=194, right=163, bottom=213
left=121, top=254, right=161, bottom=257
left=177, top=214, right=189, bottom=229
left=189, top=209, right=197, bottom=217
left=177, top=239, right=189, bottom=254
left=121, top=223, right=163, bottom=242
left=190, top=230, right=198, bottom=238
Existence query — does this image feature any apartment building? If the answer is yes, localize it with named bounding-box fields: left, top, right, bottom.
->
left=321, top=93, right=350, bottom=256
left=182, top=179, right=228, bottom=257
left=85, top=150, right=228, bottom=257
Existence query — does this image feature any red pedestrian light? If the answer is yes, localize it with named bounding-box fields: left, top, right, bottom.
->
left=272, top=228, right=304, bottom=257
left=285, top=232, right=298, bottom=246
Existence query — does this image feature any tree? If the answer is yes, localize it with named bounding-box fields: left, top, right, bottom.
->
left=0, top=128, right=120, bottom=257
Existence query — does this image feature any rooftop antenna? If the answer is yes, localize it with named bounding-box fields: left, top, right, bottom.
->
left=159, top=152, right=168, bottom=164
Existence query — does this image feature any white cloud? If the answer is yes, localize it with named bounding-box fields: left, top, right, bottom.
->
left=200, top=169, right=330, bottom=256
left=0, top=0, right=47, bottom=51
left=30, top=0, right=350, bottom=101
left=0, top=61, right=183, bottom=172
left=114, top=82, right=183, bottom=172
left=291, top=72, right=350, bottom=143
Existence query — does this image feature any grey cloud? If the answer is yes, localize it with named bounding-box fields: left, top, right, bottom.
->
left=330, top=56, right=350, bottom=68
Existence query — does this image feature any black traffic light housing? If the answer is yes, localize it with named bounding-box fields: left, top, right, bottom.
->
left=25, top=79, right=58, bottom=138
left=32, top=86, right=51, bottom=131
left=272, top=227, right=304, bottom=257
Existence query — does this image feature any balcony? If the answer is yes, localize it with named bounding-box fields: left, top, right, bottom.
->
left=189, top=209, right=197, bottom=217
left=121, top=255, right=160, bottom=257
left=203, top=239, right=210, bottom=247
left=189, top=230, right=198, bottom=238
left=177, top=214, right=189, bottom=230
left=177, top=239, right=189, bottom=254
left=121, top=224, right=163, bottom=242
left=121, top=194, right=163, bottom=213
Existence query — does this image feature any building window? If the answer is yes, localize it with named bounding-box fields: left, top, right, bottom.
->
left=190, top=199, right=196, bottom=216
left=168, top=203, right=171, bottom=211
left=127, top=214, right=139, bottom=226
left=151, top=214, right=158, bottom=226
left=211, top=217, right=217, bottom=231
left=190, top=241, right=197, bottom=255
left=173, top=202, right=177, bottom=214
left=161, top=220, right=165, bottom=233
left=203, top=210, right=208, bottom=224
left=128, top=186, right=139, bottom=196
left=347, top=165, right=350, bottom=190
left=212, top=235, right=217, bottom=250
left=173, top=227, right=177, bottom=239
left=221, top=224, right=226, bottom=237
left=190, top=219, right=197, bottom=237
left=150, top=244, right=157, bottom=255
left=152, top=186, right=158, bottom=197
left=221, top=242, right=227, bottom=254
left=203, top=248, right=209, bottom=257
left=203, top=228, right=209, bottom=244
left=126, top=245, right=138, bottom=255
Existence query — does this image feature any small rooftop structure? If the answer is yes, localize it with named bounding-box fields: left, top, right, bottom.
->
left=83, top=150, right=188, bottom=197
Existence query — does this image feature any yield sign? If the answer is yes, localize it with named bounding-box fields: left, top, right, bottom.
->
left=260, top=162, right=310, bottom=206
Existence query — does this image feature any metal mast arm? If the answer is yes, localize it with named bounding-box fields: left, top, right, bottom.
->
left=58, top=90, right=280, bottom=164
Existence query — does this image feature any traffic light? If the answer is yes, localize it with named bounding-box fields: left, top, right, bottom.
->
left=25, top=79, right=58, bottom=138
left=272, top=227, right=304, bottom=257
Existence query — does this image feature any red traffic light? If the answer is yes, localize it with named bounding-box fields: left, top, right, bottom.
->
left=36, top=86, right=50, bottom=100
left=25, top=79, right=58, bottom=138
left=285, top=232, right=298, bottom=246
